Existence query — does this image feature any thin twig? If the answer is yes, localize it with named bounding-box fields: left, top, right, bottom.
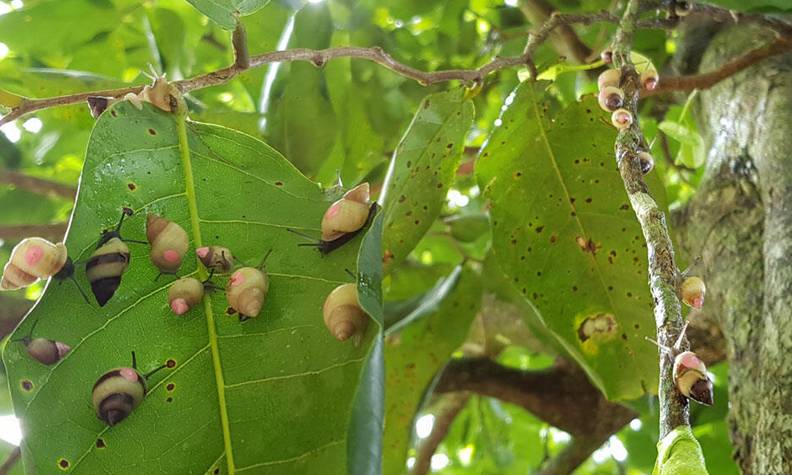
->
left=0, top=170, right=77, bottom=200
left=0, top=223, right=68, bottom=242
left=612, top=0, right=688, bottom=439
left=0, top=447, right=21, bottom=475
left=412, top=392, right=471, bottom=475
left=232, top=22, right=249, bottom=69
left=646, top=35, right=792, bottom=95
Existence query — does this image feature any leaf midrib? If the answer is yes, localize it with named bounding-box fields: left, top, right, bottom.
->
left=177, top=116, right=236, bottom=473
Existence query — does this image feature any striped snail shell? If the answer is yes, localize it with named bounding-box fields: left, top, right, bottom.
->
left=196, top=246, right=234, bottom=273
left=168, top=277, right=204, bottom=315
left=146, top=214, right=189, bottom=274
left=1, top=238, right=70, bottom=290
left=673, top=351, right=713, bottom=406
left=226, top=267, right=268, bottom=319
left=25, top=338, right=71, bottom=365
left=321, top=183, right=371, bottom=241
left=86, top=237, right=130, bottom=306
left=322, top=283, right=369, bottom=345
left=92, top=367, right=146, bottom=426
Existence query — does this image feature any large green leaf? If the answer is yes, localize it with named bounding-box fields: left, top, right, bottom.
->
left=476, top=81, right=660, bottom=401
left=381, top=89, right=474, bottom=272
left=382, top=264, right=481, bottom=475
left=186, top=0, right=272, bottom=30
left=3, top=101, right=382, bottom=474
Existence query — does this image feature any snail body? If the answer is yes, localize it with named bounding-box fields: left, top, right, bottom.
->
left=196, top=246, right=234, bottom=273
left=322, top=283, right=369, bottom=344
left=168, top=277, right=204, bottom=315
left=226, top=267, right=268, bottom=319
left=1, top=237, right=71, bottom=290
left=146, top=214, right=189, bottom=274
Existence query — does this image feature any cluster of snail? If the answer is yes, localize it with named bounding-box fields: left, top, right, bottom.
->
left=1, top=181, right=378, bottom=427
left=596, top=51, right=657, bottom=175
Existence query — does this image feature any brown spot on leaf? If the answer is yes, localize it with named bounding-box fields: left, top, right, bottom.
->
left=576, top=236, right=599, bottom=255
left=58, top=459, right=70, bottom=470
left=21, top=380, right=33, bottom=391
left=166, top=359, right=177, bottom=368
left=96, top=439, right=106, bottom=448
left=578, top=313, right=618, bottom=342
left=127, top=183, right=136, bottom=191
left=147, top=128, right=157, bottom=135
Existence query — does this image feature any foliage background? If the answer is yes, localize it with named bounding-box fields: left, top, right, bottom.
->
left=0, top=0, right=781, bottom=472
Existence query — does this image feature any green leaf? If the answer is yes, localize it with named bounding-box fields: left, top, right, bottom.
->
left=653, top=425, right=709, bottom=475
left=537, top=60, right=605, bottom=81
left=476, top=81, right=660, bottom=401
left=383, top=265, right=482, bottom=475
left=185, top=0, right=272, bottom=30
left=0, top=88, right=24, bottom=109
left=4, top=102, right=382, bottom=474
left=381, top=88, right=475, bottom=272
left=658, top=120, right=705, bottom=168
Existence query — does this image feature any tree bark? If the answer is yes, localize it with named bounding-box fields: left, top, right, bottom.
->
left=675, top=24, right=792, bottom=474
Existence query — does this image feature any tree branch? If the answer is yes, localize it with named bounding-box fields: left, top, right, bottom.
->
left=612, top=0, right=688, bottom=439
left=646, top=35, right=792, bottom=95
left=0, top=447, right=20, bottom=475
left=232, top=22, right=249, bottom=69
left=435, top=358, right=635, bottom=438
left=0, top=170, right=76, bottom=200
left=411, top=392, right=471, bottom=475
left=536, top=435, right=613, bottom=475
left=519, top=0, right=592, bottom=64
left=0, top=223, right=68, bottom=242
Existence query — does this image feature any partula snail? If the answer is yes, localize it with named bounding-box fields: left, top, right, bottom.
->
left=196, top=246, right=234, bottom=273
left=1, top=237, right=71, bottom=290
left=647, top=323, right=713, bottom=406
left=226, top=265, right=269, bottom=320
left=86, top=71, right=180, bottom=118
left=637, top=151, right=655, bottom=175
left=289, top=183, right=379, bottom=255
left=680, top=276, right=706, bottom=310
left=168, top=277, right=205, bottom=316
left=86, top=208, right=144, bottom=306
left=323, top=283, right=369, bottom=345
left=92, top=352, right=167, bottom=426
left=15, top=320, right=70, bottom=365
left=146, top=214, right=189, bottom=275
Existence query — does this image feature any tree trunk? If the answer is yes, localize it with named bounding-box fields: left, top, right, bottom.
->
left=675, top=24, right=792, bottom=474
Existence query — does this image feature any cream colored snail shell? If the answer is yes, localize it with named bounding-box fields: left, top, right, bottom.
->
left=92, top=367, right=146, bottom=426
left=146, top=214, right=189, bottom=274
left=196, top=246, right=234, bottom=273
left=597, top=69, right=621, bottom=91
left=673, top=351, right=713, bottom=405
left=168, top=277, right=204, bottom=315
left=226, top=267, right=268, bottom=318
left=598, top=86, right=624, bottom=112
left=611, top=109, right=633, bottom=129
left=1, top=238, right=68, bottom=290
left=26, top=338, right=70, bottom=365
left=321, top=183, right=371, bottom=241
left=680, top=276, right=706, bottom=309
left=322, top=283, right=369, bottom=344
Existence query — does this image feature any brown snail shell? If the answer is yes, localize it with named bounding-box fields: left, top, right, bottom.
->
left=146, top=214, right=189, bottom=274
left=680, top=276, right=706, bottom=309
left=321, top=183, right=371, bottom=241
left=673, top=351, right=713, bottom=405
left=1, top=238, right=69, bottom=290
left=168, top=277, right=204, bottom=315
left=322, top=283, right=369, bottom=344
left=26, top=338, right=70, bottom=365
left=226, top=267, right=268, bottom=318
left=196, top=246, right=234, bottom=273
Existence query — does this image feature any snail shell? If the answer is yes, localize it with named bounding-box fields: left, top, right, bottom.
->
left=673, top=351, right=713, bottom=405
left=168, top=277, right=204, bottom=315
left=92, top=367, right=146, bottom=426
left=146, top=214, right=189, bottom=274
left=322, top=283, right=369, bottom=344
left=86, top=237, right=130, bottom=306
left=321, top=183, right=371, bottom=241
left=226, top=267, right=268, bottom=318
left=680, top=276, right=706, bottom=309
left=1, top=238, right=69, bottom=290
left=26, top=338, right=70, bottom=365
left=196, top=246, right=234, bottom=273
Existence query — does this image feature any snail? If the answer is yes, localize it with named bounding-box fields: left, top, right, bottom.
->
left=168, top=277, right=205, bottom=316
left=146, top=214, right=189, bottom=275
left=322, top=283, right=369, bottom=345
left=196, top=246, right=234, bottom=273
left=123, top=69, right=180, bottom=113
left=598, top=86, right=624, bottom=112
left=647, top=323, right=713, bottom=406
left=597, top=69, right=621, bottom=90
left=86, top=208, right=145, bottom=306
left=225, top=251, right=271, bottom=321
left=15, top=320, right=70, bottom=365
left=680, top=276, right=706, bottom=310
left=92, top=352, right=168, bottom=426
left=288, top=183, right=379, bottom=255
left=637, top=151, right=655, bottom=175
left=611, top=108, right=633, bottom=129
left=1, top=237, right=71, bottom=290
